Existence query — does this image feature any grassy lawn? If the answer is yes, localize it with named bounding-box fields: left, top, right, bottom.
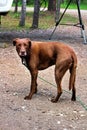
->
left=0, top=11, right=78, bottom=31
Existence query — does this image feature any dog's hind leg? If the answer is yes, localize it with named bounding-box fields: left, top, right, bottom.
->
left=69, top=65, right=76, bottom=101
left=51, top=75, right=62, bottom=103
left=51, top=67, right=63, bottom=103
left=51, top=59, right=72, bottom=103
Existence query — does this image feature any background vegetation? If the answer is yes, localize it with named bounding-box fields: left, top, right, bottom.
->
left=13, top=0, right=87, bottom=10
left=0, top=0, right=87, bottom=31
left=0, top=11, right=78, bottom=31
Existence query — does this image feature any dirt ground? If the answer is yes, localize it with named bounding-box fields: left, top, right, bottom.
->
left=0, top=10, right=87, bottom=130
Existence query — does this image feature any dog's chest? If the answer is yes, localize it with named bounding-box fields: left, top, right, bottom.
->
left=38, top=54, right=56, bottom=70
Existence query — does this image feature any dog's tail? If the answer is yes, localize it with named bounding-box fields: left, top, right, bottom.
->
left=69, top=53, right=77, bottom=90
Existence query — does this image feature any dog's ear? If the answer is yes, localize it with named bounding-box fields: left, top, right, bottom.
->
left=13, top=38, right=19, bottom=46
left=25, top=38, right=32, bottom=48
left=29, top=41, right=31, bottom=48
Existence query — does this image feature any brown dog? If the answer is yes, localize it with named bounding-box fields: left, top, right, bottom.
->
left=13, top=38, right=77, bottom=103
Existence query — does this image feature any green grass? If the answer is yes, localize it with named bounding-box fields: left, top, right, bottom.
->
left=61, top=2, right=87, bottom=10
left=0, top=11, right=78, bottom=31
left=1, top=12, right=33, bottom=30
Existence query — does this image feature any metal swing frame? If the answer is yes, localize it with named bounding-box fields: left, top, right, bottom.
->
left=49, top=0, right=87, bottom=44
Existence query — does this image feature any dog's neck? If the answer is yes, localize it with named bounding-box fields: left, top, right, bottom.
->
left=20, top=48, right=31, bottom=70
left=21, top=56, right=29, bottom=69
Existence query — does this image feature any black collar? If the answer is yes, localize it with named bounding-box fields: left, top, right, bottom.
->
left=21, top=56, right=29, bottom=69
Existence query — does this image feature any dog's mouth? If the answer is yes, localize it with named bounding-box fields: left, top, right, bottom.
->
left=20, top=54, right=27, bottom=57
left=18, top=51, right=27, bottom=57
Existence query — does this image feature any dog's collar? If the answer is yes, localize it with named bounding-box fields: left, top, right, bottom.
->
left=21, top=56, right=29, bottom=69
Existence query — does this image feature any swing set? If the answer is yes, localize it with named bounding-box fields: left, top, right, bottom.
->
left=49, top=0, right=87, bottom=44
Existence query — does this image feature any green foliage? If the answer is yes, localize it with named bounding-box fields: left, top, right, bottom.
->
left=13, top=0, right=46, bottom=7
left=61, top=0, right=87, bottom=10
left=13, top=0, right=87, bottom=9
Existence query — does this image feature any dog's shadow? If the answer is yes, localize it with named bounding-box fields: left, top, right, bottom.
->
left=8, top=87, right=71, bottom=103
left=32, top=88, right=71, bottom=102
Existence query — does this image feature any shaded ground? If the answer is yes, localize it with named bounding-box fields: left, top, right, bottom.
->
left=0, top=10, right=87, bottom=130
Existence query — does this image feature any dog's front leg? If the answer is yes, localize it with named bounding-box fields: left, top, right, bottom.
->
left=24, top=69, right=38, bottom=100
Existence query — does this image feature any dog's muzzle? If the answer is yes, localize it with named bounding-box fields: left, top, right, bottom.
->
left=19, top=51, right=27, bottom=57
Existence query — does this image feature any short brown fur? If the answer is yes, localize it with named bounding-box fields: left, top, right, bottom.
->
left=13, top=38, right=77, bottom=102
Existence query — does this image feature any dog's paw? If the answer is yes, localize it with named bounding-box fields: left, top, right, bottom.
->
left=71, top=96, right=76, bottom=101
left=24, top=95, right=31, bottom=100
left=51, top=97, right=58, bottom=103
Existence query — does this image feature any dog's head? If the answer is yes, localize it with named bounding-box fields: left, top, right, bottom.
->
left=13, top=38, right=31, bottom=58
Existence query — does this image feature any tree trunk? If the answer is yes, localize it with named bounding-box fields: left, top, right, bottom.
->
left=48, top=0, right=56, bottom=11
left=55, top=0, right=61, bottom=22
left=26, top=0, right=30, bottom=5
left=14, top=0, right=19, bottom=13
left=32, top=0, right=40, bottom=28
left=19, top=0, right=26, bottom=26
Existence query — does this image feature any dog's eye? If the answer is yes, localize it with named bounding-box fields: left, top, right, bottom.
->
left=18, top=44, right=21, bottom=47
left=24, top=43, right=27, bottom=47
